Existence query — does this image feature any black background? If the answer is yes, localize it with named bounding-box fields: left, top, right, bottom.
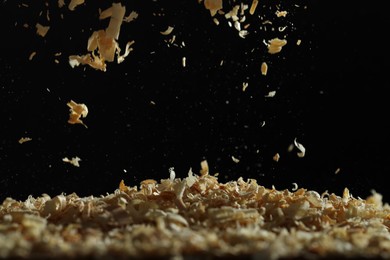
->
left=1, top=0, right=389, bottom=202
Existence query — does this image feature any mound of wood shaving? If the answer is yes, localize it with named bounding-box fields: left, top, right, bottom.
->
left=1, top=173, right=390, bottom=259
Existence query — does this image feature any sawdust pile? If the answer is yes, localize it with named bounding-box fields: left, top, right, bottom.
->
left=1, top=172, right=390, bottom=259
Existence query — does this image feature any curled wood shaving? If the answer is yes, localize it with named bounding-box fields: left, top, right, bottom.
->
left=293, top=138, right=306, bottom=158
left=69, top=2, right=134, bottom=71
left=29, top=52, right=36, bottom=61
left=123, top=11, right=138, bottom=23
left=160, top=26, right=174, bottom=35
left=231, top=156, right=240, bottom=163
left=117, top=40, right=135, bottom=64
left=67, top=100, right=88, bottom=128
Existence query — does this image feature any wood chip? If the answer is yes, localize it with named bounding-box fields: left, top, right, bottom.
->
left=261, top=62, right=268, bottom=75
left=249, top=0, right=259, bottom=15
left=35, top=23, right=50, bottom=37
left=267, top=38, right=287, bottom=54
left=273, top=153, right=280, bottom=162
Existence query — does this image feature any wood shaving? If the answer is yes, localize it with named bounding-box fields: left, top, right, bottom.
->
left=28, top=52, right=36, bottom=61
left=249, top=0, right=259, bottom=15
left=18, top=137, right=32, bottom=144
left=238, top=30, right=248, bottom=39
left=204, top=0, right=223, bottom=17
left=231, top=156, right=240, bottom=163
left=58, top=0, right=65, bottom=8
left=69, top=2, right=133, bottom=71
left=1, top=174, right=390, bottom=259
left=293, top=138, right=306, bottom=158
left=265, top=91, right=276, bottom=97
left=123, top=11, right=138, bottom=23
left=261, top=62, right=268, bottom=76
left=68, top=0, right=84, bottom=11
left=200, top=160, right=209, bottom=176
left=182, top=57, right=186, bottom=67
left=225, top=5, right=239, bottom=21
left=160, top=26, right=174, bottom=35
left=35, top=23, right=50, bottom=37
left=242, top=82, right=249, bottom=91
left=119, top=180, right=128, bottom=192
left=169, top=167, right=175, bottom=181
left=62, top=156, right=81, bottom=167
left=287, top=143, right=294, bottom=152
left=275, top=10, right=288, bottom=17
left=104, top=3, right=126, bottom=40
left=267, top=38, right=287, bottom=54
left=69, top=53, right=106, bottom=71
left=234, top=21, right=241, bottom=31
left=67, top=100, right=88, bottom=128
left=117, top=40, right=135, bottom=64
left=273, top=153, right=280, bottom=162
left=278, top=26, right=287, bottom=32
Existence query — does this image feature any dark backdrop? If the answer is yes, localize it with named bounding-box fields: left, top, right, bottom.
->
left=1, top=0, right=389, bottom=202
